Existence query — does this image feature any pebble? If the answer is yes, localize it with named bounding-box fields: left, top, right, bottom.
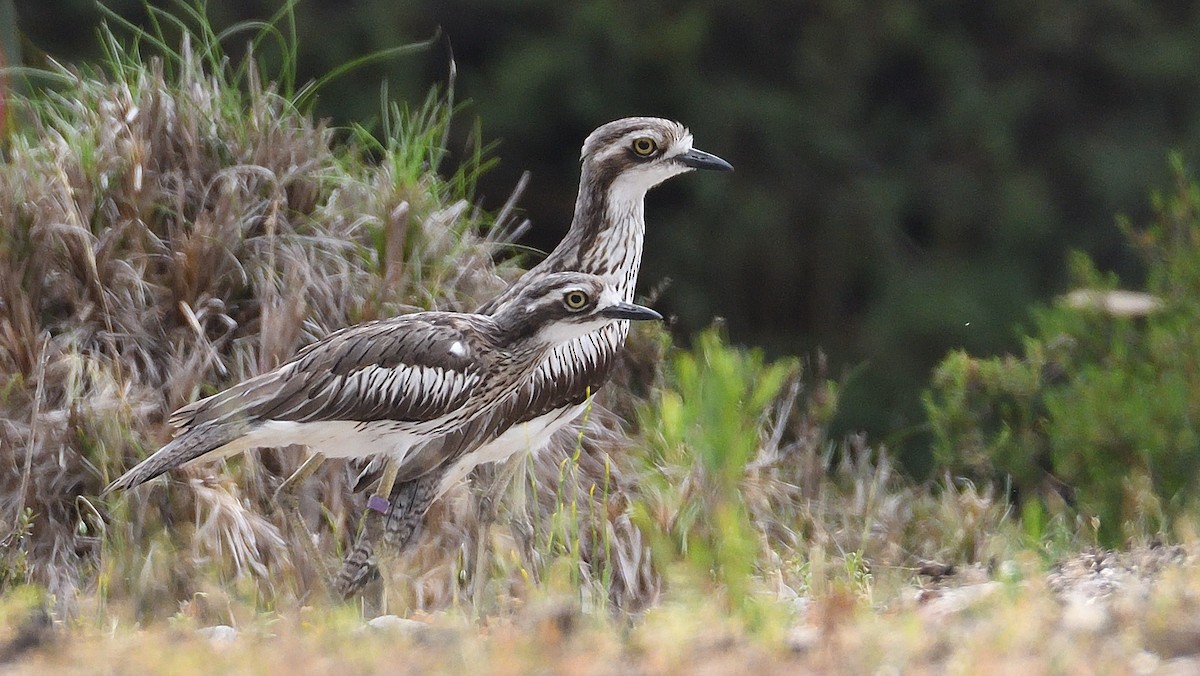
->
left=1059, top=593, right=1110, bottom=635
left=364, top=615, right=429, bottom=636
left=786, top=625, right=820, bottom=654
left=196, top=625, right=238, bottom=644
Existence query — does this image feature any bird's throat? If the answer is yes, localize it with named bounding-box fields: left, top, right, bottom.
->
left=547, top=172, right=647, bottom=302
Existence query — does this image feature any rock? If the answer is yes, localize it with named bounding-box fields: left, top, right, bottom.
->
left=364, top=615, right=429, bottom=636
left=786, top=625, right=820, bottom=654
left=916, top=560, right=956, bottom=581
left=1130, top=650, right=1159, bottom=675
left=196, top=625, right=238, bottom=644
left=916, top=582, right=1001, bottom=620
left=1060, top=593, right=1110, bottom=635
left=1158, top=656, right=1200, bottom=676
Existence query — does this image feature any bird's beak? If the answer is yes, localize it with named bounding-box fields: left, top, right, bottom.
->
left=678, top=147, right=733, bottom=171
left=600, top=302, right=663, bottom=322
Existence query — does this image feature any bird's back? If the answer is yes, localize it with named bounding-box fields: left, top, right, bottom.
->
left=353, top=319, right=627, bottom=489
left=108, top=312, right=501, bottom=491
left=176, top=315, right=489, bottom=428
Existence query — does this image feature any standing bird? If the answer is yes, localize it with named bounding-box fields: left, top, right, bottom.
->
left=337, top=117, right=732, bottom=593
left=104, top=273, right=662, bottom=493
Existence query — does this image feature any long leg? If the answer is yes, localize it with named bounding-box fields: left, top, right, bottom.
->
left=334, top=472, right=440, bottom=598
left=272, top=451, right=333, bottom=597
left=273, top=452, right=327, bottom=505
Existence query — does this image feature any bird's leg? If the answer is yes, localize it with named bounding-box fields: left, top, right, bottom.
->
left=330, top=458, right=398, bottom=597
left=272, top=451, right=328, bottom=529
left=471, top=460, right=520, bottom=611
left=369, top=459, right=400, bottom=521
left=273, top=451, right=327, bottom=506
left=334, top=472, right=439, bottom=598
left=272, top=451, right=334, bottom=598
left=471, top=475, right=498, bottom=613
left=380, top=471, right=437, bottom=552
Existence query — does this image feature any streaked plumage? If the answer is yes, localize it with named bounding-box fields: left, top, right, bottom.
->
left=337, top=117, right=731, bottom=593
left=105, top=273, right=662, bottom=493
left=365, top=117, right=732, bottom=491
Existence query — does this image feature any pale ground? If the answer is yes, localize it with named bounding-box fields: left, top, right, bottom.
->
left=3, top=544, right=1199, bottom=674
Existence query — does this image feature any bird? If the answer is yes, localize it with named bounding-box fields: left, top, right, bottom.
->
left=104, top=272, right=663, bottom=494
left=335, top=117, right=732, bottom=593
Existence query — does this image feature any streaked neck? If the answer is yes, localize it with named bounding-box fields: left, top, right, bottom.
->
left=541, top=167, right=646, bottom=301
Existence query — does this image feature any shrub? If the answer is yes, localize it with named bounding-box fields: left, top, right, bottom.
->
left=925, top=155, right=1200, bottom=544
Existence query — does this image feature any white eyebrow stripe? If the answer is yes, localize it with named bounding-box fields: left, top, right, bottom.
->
left=668, top=133, right=694, bottom=157
left=593, top=128, right=693, bottom=164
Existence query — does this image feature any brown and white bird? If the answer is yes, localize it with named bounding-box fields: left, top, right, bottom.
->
left=337, top=117, right=732, bottom=592
left=105, top=272, right=662, bottom=493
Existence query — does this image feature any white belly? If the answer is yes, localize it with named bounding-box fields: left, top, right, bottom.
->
left=212, top=420, right=422, bottom=464
left=435, top=403, right=588, bottom=496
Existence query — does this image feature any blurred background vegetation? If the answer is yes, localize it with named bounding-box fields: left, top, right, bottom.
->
left=12, top=0, right=1200, bottom=475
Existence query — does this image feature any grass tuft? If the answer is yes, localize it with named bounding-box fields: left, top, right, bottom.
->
left=0, top=2, right=518, bottom=615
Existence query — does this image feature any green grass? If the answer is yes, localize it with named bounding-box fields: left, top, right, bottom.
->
left=2, top=3, right=1200, bottom=672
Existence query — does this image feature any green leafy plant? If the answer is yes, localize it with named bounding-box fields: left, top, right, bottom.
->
left=633, top=329, right=795, bottom=613
left=926, top=154, right=1200, bottom=544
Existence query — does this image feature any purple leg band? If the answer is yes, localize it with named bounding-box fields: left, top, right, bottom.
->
left=367, top=495, right=390, bottom=514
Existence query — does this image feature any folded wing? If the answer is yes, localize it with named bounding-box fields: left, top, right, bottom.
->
left=108, top=316, right=485, bottom=492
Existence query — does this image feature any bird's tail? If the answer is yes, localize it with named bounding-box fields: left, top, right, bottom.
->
left=104, top=423, right=246, bottom=494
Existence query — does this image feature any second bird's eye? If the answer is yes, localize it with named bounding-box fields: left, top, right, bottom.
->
left=631, top=137, right=658, bottom=157
left=564, top=290, right=590, bottom=310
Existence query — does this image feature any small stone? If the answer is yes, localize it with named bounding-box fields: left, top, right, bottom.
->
left=1159, top=657, right=1200, bottom=676
left=916, top=560, right=956, bottom=581
left=1060, top=594, right=1110, bottom=634
left=196, top=625, right=238, bottom=644
left=365, top=615, right=428, bottom=635
left=786, top=625, right=820, bottom=654
left=917, top=582, right=1001, bottom=620
left=1130, top=650, right=1160, bottom=675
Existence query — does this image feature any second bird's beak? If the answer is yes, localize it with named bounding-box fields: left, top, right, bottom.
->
left=678, top=148, right=733, bottom=172
left=600, top=302, right=664, bottom=322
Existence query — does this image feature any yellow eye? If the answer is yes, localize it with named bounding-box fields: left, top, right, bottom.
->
left=631, top=137, right=658, bottom=157
left=564, top=290, right=590, bottom=310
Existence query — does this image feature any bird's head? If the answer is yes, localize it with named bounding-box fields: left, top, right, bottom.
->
left=498, top=272, right=662, bottom=346
left=579, top=117, right=733, bottom=203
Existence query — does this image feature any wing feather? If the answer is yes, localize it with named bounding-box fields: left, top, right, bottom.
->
left=350, top=320, right=627, bottom=489
left=173, top=316, right=487, bottom=432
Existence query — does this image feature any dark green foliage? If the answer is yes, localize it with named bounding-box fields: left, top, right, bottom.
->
left=926, top=157, right=1200, bottom=543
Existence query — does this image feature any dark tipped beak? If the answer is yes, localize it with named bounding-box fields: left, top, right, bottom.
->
left=600, top=302, right=663, bottom=322
left=678, top=147, right=733, bottom=171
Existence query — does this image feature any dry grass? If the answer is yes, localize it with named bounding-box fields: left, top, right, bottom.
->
left=0, top=9, right=714, bottom=624
left=0, top=20, right=522, bottom=614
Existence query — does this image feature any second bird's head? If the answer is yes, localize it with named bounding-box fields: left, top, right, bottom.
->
left=499, top=272, right=662, bottom=346
left=580, top=117, right=733, bottom=201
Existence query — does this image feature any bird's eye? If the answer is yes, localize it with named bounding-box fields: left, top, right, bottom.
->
left=563, top=290, right=590, bottom=310
left=631, top=137, right=658, bottom=157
